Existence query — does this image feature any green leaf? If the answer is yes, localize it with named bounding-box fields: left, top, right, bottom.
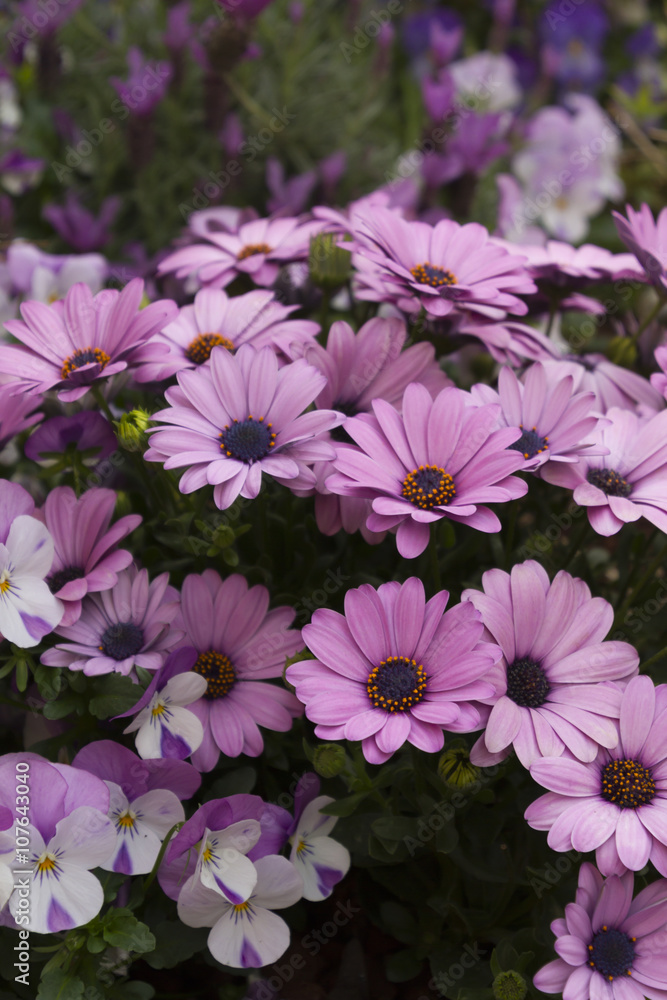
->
left=86, top=934, right=106, bottom=954
left=435, top=823, right=458, bottom=854
left=109, top=982, right=156, bottom=999
left=89, top=675, right=141, bottom=719
left=143, top=921, right=209, bottom=969
left=371, top=816, right=420, bottom=843
left=36, top=971, right=85, bottom=1000
left=386, top=948, right=423, bottom=983
left=43, top=696, right=80, bottom=721
left=319, top=792, right=367, bottom=817
left=102, top=910, right=156, bottom=954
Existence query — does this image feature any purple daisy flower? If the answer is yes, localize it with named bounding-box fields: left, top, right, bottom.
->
left=25, top=412, right=117, bottom=464
left=651, top=346, right=667, bottom=401
left=613, top=203, right=667, bottom=293
left=350, top=207, right=536, bottom=320
left=0, top=380, right=42, bottom=449
left=177, top=570, right=303, bottom=770
left=533, top=862, right=667, bottom=1000
left=326, top=383, right=528, bottom=559
left=539, top=355, right=662, bottom=413
left=133, top=287, right=319, bottom=383
left=0, top=279, right=177, bottom=402
left=40, top=566, right=182, bottom=676
left=145, top=344, right=342, bottom=510
left=461, top=560, right=638, bottom=769
left=157, top=215, right=324, bottom=289
left=506, top=239, right=647, bottom=287
left=469, top=362, right=602, bottom=470
left=541, top=407, right=667, bottom=536
left=526, top=676, right=667, bottom=877
left=36, top=487, right=142, bottom=627
left=286, top=578, right=500, bottom=765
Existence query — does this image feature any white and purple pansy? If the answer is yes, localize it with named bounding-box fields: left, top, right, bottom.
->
left=289, top=773, right=350, bottom=901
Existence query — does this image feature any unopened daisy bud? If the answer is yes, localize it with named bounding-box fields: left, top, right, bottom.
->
left=492, top=971, right=527, bottom=1000
left=438, top=744, right=480, bottom=789
left=607, top=336, right=637, bottom=369
left=309, top=233, right=352, bottom=290
left=313, top=743, right=346, bottom=778
left=115, top=410, right=152, bottom=452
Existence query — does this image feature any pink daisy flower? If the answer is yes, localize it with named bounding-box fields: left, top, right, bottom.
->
left=526, top=676, right=667, bottom=877
left=350, top=207, right=536, bottom=320
left=326, top=383, right=528, bottom=558
left=613, top=203, right=667, bottom=293
left=145, top=344, right=342, bottom=510
left=651, top=346, right=667, bottom=401
left=0, top=380, right=42, bottom=449
left=499, top=238, right=647, bottom=286
left=0, top=279, right=177, bottom=402
left=177, top=570, right=303, bottom=770
left=539, top=355, right=663, bottom=413
left=132, top=287, right=319, bottom=383
left=286, top=578, right=501, bottom=765
left=541, top=406, right=667, bottom=535
left=37, top=486, right=142, bottom=626
left=40, top=566, right=182, bottom=676
left=157, top=215, right=324, bottom=289
left=469, top=362, right=602, bottom=470
left=534, top=861, right=667, bottom=1000
left=462, top=560, right=638, bottom=768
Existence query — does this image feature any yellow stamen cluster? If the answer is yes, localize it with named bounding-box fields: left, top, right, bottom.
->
left=237, top=243, right=272, bottom=260
left=193, top=650, right=236, bottom=700
left=410, top=262, right=457, bottom=287
left=61, top=346, right=110, bottom=379
left=401, top=465, right=456, bottom=510
left=186, top=333, right=234, bottom=364
left=367, top=656, right=427, bottom=713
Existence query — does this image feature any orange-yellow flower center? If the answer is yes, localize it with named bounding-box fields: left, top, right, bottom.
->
left=185, top=333, right=234, bottom=364
left=61, top=346, right=111, bottom=379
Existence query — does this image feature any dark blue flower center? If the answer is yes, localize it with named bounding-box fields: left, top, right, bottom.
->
left=367, top=656, right=427, bottom=713
left=410, top=262, right=458, bottom=288
left=509, top=426, right=549, bottom=460
left=219, top=416, right=276, bottom=464
left=506, top=658, right=550, bottom=707
left=193, top=650, right=236, bottom=700
left=100, top=622, right=144, bottom=661
left=600, top=758, right=655, bottom=808
left=588, top=927, right=635, bottom=980
left=47, top=565, right=85, bottom=594
left=587, top=468, right=632, bottom=497
left=61, top=347, right=111, bottom=379
left=402, top=465, right=456, bottom=510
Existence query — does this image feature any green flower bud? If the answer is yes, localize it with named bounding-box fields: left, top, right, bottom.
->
left=492, top=971, right=527, bottom=1000
left=438, top=744, right=480, bottom=789
left=115, top=410, right=152, bottom=453
left=309, top=233, right=352, bottom=290
left=313, top=743, right=346, bottom=778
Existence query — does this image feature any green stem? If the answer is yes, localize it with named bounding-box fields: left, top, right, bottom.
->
left=429, top=528, right=442, bottom=593
left=640, top=645, right=667, bottom=673
left=562, top=514, right=590, bottom=572
left=614, top=542, right=667, bottom=629
left=143, top=822, right=183, bottom=892
left=92, top=385, right=114, bottom=423
left=631, top=296, right=665, bottom=343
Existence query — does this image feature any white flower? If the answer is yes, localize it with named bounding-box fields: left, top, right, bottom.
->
left=290, top=795, right=351, bottom=901
left=100, top=782, right=186, bottom=876
left=124, top=671, right=208, bottom=759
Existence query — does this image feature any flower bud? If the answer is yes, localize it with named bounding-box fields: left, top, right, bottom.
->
left=115, top=410, right=152, bottom=453
left=437, top=744, right=480, bottom=789
left=313, top=743, right=346, bottom=778
left=309, top=233, right=352, bottom=290
left=492, top=971, right=527, bottom=1000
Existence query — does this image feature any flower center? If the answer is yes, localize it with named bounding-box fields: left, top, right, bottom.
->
left=588, top=926, right=635, bottom=980
left=410, top=262, right=458, bottom=288
left=117, top=810, right=136, bottom=829
left=47, top=565, right=85, bottom=594
left=219, top=416, right=276, bottom=463
left=367, top=656, right=427, bottom=713
left=185, top=333, right=234, bottom=364
left=506, top=658, right=550, bottom=708
left=0, top=569, right=11, bottom=595
left=587, top=468, right=632, bottom=498
left=193, top=650, right=236, bottom=700
left=99, top=622, right=145, bottom=661
left=237, top=243, right=272, bottom=260
left=61, top=347, right=111, bottom=379
left=600, top=758, right=655, bottom=808
left=401, top=465, right=456, bottom=510
left=509, top=426, right=549, bottom=460
left=151, top=700, right=167, bottom=718
left=36, top=853, right=57, bottom=875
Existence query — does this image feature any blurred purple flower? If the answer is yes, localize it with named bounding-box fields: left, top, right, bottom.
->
left=43, top=193, right=120, bottom=253
left=25, top=412, right=117, bottom=464
left=110, top=48, right=173, bottom=117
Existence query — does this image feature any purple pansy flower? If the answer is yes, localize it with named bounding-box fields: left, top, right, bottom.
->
left=0, top=755, right=114, bottom=934
left=120, top=647, right=208, bottom=759
left=462, top=561, right=638, bottom=768
left=145, top=344, right=342, bottom=510
left=526, top=676, right=667, bottom=877
left=175, top=570, right=303, bottom=770
left=326, top=384, right=528, bottom=559
left=40, top=565, right=182, bottom=676
left=350, top=207, right=536, bottom=320
left=133, top=287, right=319, bottom=383
left=0, top=481, right=63, bottom=648
left=36, top=487, right=141, bottom=627
left=288, top=774, right=350, bottom=901
left=287, top=578, right=500, bottom=765
left=533, top=862, right=667, bottom=1000
left=541, top=407, right=667, bottom=536
left=157, top=215, right=324, bottom=289
left=72, top=741, right=200, bottom=875
left=0, top=278, right=177, bottom=402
